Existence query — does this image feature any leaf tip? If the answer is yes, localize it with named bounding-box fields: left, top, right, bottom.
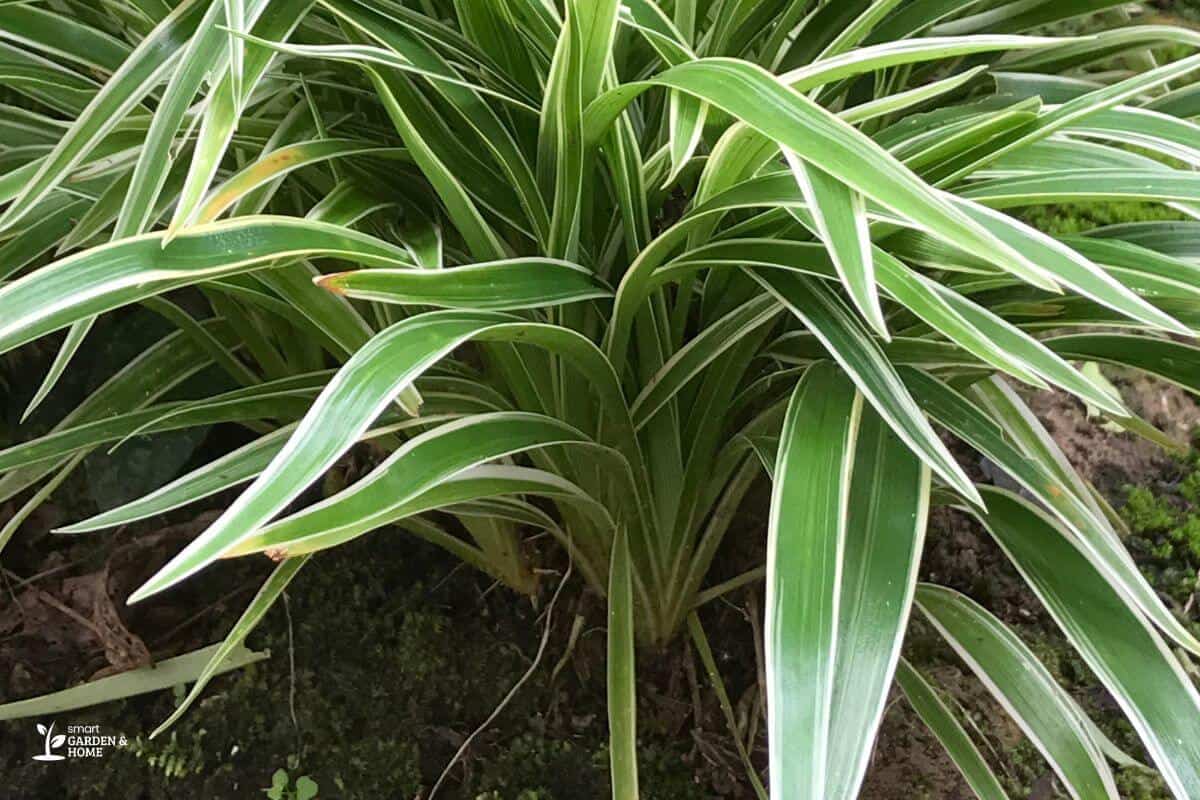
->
left=18, top=401, right=39, bottom=425
left=127, top=575, right=165, bottom=606
left=313, top=273, right=347, bottom=294
left=53, top=517, right=101, bottom=534
left=160, top=222, right=185, bottom=249
left=867, top=317, right=891, bottom=342
left=962, top=482, right=986, bottom=511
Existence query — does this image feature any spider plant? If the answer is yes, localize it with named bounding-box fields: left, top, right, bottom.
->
left=3, top=0, right=1200, bottom=796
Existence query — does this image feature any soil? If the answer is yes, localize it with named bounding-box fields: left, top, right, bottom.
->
left=0, top=364, right=1196, bottom=799
left=1029, top=376, right=1200, bottom=495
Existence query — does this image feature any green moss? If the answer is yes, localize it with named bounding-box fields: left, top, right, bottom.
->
left=1181, top=517, right=1200, bottom=561
left=464, top=733, right=705, bottom=800
left=1123, top=486, right=1178, bottom=535
left=1117, top=443, right=1200, bottom=613
left=125, top=728, right=208, bottom=780
left=468, top=734, right=601, bottom=799
left=1180, top=470, right=1200, bottom=505
left=1020, top=201, right=1185, bottom=237
left=635, top=743, right=709, bottom=800
left=998, top=737, right=1050, bottom=797
left=1116, top=768, right=1173, bottom=800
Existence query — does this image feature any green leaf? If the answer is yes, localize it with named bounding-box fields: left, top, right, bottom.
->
left=961, top=168, right=1200, bottom=209
left=0, top=0, right=209, bottom=233
left=631, top=294, right=781, bottom=429
left=22, top=320, right=98, bottom=423
left=366, top=66, right=508, bottom=260
left=570, top=0, right=619, bottom=103
left=666, top=92, right=708, bottom=186
left=839, top=66, right=989, bottom=125
left=686, top=613, right=768, bottom=799
left=317, top=258, right=612, bottom=311
left=295, top=776, right=318, bottom=800
left=1062, top=235, right=1200, bottom=304
left=0, top=385, right=316, bottom=473
left=58, top=425, right=297, bottom=532
left=668, top=238, right=1079, bottom=399
left=0, top=217, right=414, bottom=357
left=825, top=407, right=931, bottom=799
left=0, top=643, right=267, bottom=721
left=587, top=58, right=1050, bottom=287
left=116, top=0, right=270, bottom=239
left=224, top=0, right=245, bottom=108
left=245, top=465, right=607, bottom=562
left=193, top=138, right=408, bottom=225
left=916, top=584, right=1117, bottom=799
left=223, top=413, right=600, bottom=557
left=130, top=310, right=640, bottom=602
left=1001, top=25, right=1200, bottom=73
left=1045, top=334, right=1200, bottom=395
left=751, top=268, right=979, bottom=504
left=782, top=35, right=1065, bottom=93
left=965, top=377, right=1200, bottom=656
left=812, top=0, right=907, bottom=61
left=168, top=0, right=315, bottom=237
left=939, top=52, right=1200, bottom=183
left=766, top=361, right=862, bottom=798
left=0, top=320, right=237, bottom=514
left=608, top=525, right=639, bottom=800
left=1061, top=107, right=1200, bottom=169
left=0, top=195, right=86, bottom=281
left=786, top=155, right=887, bottom=338
left=945, top=198, right=1190, bottom=336
left=896, top=658, right=1009, bottom=800
left=0, top=4, right=130, bottom=74
left=931, top=0, right=1125, bottom=35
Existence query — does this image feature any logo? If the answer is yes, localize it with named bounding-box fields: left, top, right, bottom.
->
left=32, top=723, right=65, bottom=762
left=31, top=721, right=125, bottom=762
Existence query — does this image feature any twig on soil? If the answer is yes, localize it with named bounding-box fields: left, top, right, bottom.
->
left=745, top=591, right=767, bottom=725
left=548, top=613, right=585, bottom=685
left=428, top=557, right=573, bottom=800
left=1183, top=574, right=1198, bottom=617
left=283, top=590, right=299, bottom=737
left=735, top=685, right=755, bottom=746
left=685, top=641, right=703, bottom=729
left=4, top=568, right=106, bottom=641
left=4, top=557, right=92, bottom=591
left=1, top=567, right=25, bottom=628
left=426, top=561, right=467, bottom=598
left=148, top=582, right=257, bottom=648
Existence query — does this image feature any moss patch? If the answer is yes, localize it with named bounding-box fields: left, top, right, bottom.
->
left=1122, top=440, right=1200, bottom=614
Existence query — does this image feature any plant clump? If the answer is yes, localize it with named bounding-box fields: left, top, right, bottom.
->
left=3, top=0, right=1200, bottom=796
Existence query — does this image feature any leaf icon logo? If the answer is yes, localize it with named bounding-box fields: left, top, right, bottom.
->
left=32, top=721, right=66, bottom=761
